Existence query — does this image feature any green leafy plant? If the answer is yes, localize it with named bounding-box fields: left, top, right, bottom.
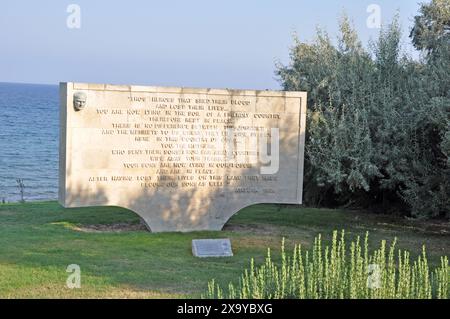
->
left=204, top=231, right=449, bottom=299
left=276, top=1, right=450, bottom=218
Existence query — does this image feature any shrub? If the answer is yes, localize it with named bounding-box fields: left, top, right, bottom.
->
left=276, top=11, right=449, bottom=217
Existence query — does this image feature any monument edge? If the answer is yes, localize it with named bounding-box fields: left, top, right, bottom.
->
left=297, top=94, right=307, bottom=204
left=58, top=82, right=68, bottom=207
left=70, top=82, right=306, bottom=98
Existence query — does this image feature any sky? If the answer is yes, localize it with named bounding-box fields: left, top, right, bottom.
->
left=0, top=0, right=426, bottom=90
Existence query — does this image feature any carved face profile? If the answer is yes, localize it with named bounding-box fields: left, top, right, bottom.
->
left=73, top=92, right=87, bottom=111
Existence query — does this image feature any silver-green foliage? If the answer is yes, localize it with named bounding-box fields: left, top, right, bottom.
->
left=276, top=8, right=449, bottom=217
left=204, top=231, right=449, bottom=299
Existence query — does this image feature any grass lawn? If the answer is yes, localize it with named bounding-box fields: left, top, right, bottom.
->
left=0, top=201, right=448, bottom=298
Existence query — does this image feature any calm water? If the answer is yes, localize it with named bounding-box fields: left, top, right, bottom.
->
left=0, top=82, right=59, bottom=202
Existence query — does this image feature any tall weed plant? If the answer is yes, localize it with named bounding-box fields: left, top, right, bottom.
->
left=204, top=231, right=449, bottom=299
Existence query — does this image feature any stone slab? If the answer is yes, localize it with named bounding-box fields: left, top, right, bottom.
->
left=59, top=82, right=307, bottom=232
left=192, top=239, right=233, bottom=257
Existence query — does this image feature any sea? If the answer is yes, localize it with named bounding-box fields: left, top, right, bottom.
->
left=0, top=82, right=59, bottom=202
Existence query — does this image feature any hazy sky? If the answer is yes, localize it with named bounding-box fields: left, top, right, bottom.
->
left=1, top=0, right=425, bottom=89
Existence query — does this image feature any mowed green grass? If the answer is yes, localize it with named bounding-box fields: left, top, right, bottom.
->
left=0, top=201, right=448, bottom=298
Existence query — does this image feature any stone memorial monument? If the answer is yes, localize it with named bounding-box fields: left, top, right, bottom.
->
left=59, top=82, right=307, bottom=232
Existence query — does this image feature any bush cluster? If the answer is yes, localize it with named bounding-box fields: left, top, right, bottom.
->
left=276, top=1, right=449, bottom=217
